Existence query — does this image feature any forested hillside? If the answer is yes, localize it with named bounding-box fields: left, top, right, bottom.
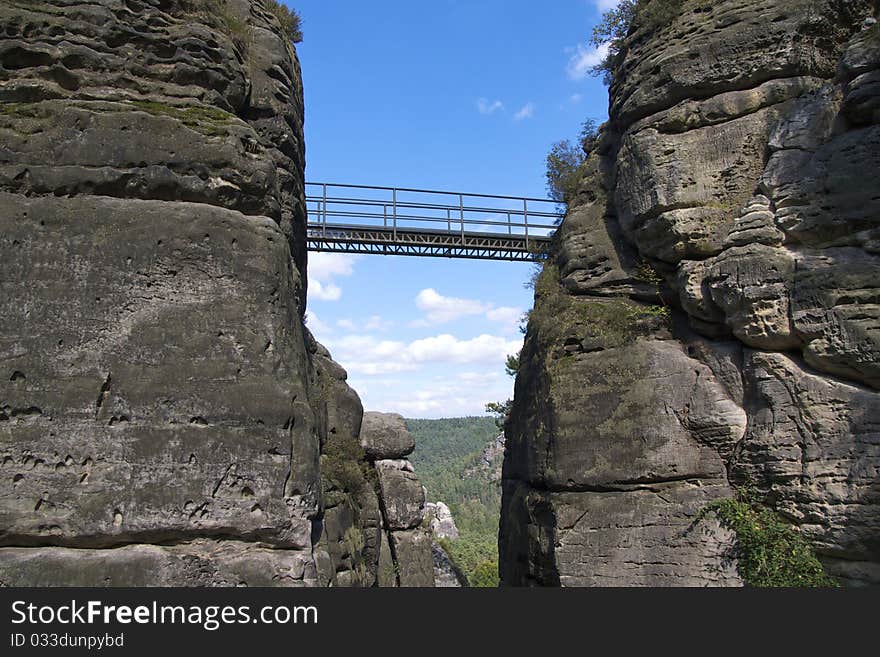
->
left=407, top=417, right=503, bottom=586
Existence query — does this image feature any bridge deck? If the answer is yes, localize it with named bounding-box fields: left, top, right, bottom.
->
left=305, top=182, right=559, bottom=262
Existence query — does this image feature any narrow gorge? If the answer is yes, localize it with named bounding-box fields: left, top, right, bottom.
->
left=0, top=0, right=877, bottom=588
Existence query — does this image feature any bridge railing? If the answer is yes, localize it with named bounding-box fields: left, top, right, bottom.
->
left=305, top=182, right=560, bottom=249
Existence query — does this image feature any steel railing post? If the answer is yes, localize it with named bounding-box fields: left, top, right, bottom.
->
left=393, top=188, right=397, bottom=241
left=459, top=193, right=464, bottom=242
left=322, top=183, right=327, bottom=238
left=447, top=208, right=451, bottom=232
left=523, top=198, right=529, bottom=251
left=384, top=205, right=388, bottom=228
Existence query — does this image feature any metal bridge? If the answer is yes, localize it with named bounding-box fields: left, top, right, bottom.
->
left=305, top=183, right=560, bottom=261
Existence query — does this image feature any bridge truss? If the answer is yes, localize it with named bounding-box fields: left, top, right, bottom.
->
left=305, top=183, right=559, bottom=262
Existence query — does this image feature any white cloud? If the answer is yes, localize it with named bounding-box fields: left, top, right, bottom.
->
left=324, top=332, right=523, bottom=377
left=307, top=253, right=360, bottom=303
left=567, top=42, right=610, bottom=80
left=308, top=253, right=360, bottom=279
left=513, top=102, right=535, bottom=121
left=415, top=288, right=489, bottom=324
left=310, top=280, right=342, bottom=301
left=570, top=93, right=583, bottom=104
left=337, top=318, right=356, bottom=331
left=486, top=306, right=523, bottom=331
left=304, top=311, right=331, bottom=335
left=360, top=369, right=516, bottom=418
left=406, top=334, right=521, bottom=364
left=477, top=98, right=504, bottom=115
left=412, top=288, right=522, bottom=331
left=385, top=389, right=473, bottom=416
left=365, top=315, right=393, bottom=331
left=457, top=371, right=503, bottom=386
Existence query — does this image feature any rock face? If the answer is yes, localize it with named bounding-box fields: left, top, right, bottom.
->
left=312, top=383, right=434, bottom=587
left=0, top=0, right=321, bottom=586
left=425, top=501, right=459, bottom=540
left=0, top=0, right=434, bottom=588
left=360, top=412, right=415, bottom=460
left=425, top=503, right=466, bottom=587
left=431, top=541, right=467, bottom=588
left=500, top=0, right=880, bottom=587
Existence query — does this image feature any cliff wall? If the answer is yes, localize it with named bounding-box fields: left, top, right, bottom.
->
left=500, top=0, right=880, bottom=586
left=0, top=0, right=435, bottom=587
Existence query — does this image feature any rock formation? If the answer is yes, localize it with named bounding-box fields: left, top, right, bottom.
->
left=426, top=501, right=459, bottom=540
left=431, top=541, right=467, bottom=587
left=425, top=501, right=466, bottom=587
left=313, top=405, right=435, bottom=587
left=0, top=0, right=436, bottom=587
left=465, top=433, right=505, bottom=482
left=500, top=0, right=880, bottom=587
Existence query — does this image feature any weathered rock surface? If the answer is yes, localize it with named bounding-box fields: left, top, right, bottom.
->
left=309, top=358, right=433, bottom=587
left=733, top=350, right=880, bottom=586
left=309, top=345, right=435, bottom=587
left=425, top=501, right=459, bottom=540
left=0, top=0, right=322, bottom=585
left=360, top=411, right=415, bottom=460
left=390, top=529, right=434, bottom=587
left=375, top=460, right=426, bottom=531
left=0, top=540, right=316, bottom=587
left=431, top=541, right=466, bottom=587
left=0, top=0, right=436, bottom=589
left=501, top=0, right=880, bottom=586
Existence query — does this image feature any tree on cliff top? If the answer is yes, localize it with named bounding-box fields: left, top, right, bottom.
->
left=590, top=0, right=685, bottom=84
left=545, top=119, right=599, bottom=207
left=267, top=0, right=303, bottom=43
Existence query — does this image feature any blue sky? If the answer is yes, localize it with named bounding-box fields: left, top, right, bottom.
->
left=288, top=1, right=615, bottom=417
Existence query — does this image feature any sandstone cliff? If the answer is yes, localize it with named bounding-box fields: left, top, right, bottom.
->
left=313, top=406, right=436, bottom=587
left=501, top=0, right=880, bottom=586
left=0, top=0, right=434, bottom=587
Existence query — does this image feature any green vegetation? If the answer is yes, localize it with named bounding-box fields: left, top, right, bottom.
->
left=176, top=0, right=250, bottom=50
left=0, top=103, right=50, bottom=119
left=634, top=259, right=664, bottom=287
left=590, top=0, right=690, bottom=84
left=407, top=417, right=503, bottom=586
left=176, top=1, right=303, bottom=49
left=485, top=399, right=512, bottom=431
left=267, top=0, right=303, bottom=43
left=321, top=422, right=375, bottom=497
left=468, top=559, right=501, bottom=587
left=504, top=352, right=520, bottom=377
left=127, top=100, right=236, bottom=136
left=0, top=102, right=54, bottom=135
left=529, top=260, right=670, bottom=351
left=703, top=491, right=838, bottom=587
left=545, top=119, right=598, bottom=207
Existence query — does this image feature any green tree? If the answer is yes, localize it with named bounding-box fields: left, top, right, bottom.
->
left=504, top=352, right=520, bottom=377
left=408, top=418, right=503, bottom=585
left=485, top=400, right=512, bottom=431
left=545, top=140, right=584, bottom=206
left=470, top=560, right=500, bottom=588
left=545, top=120, right=599, bottom=208
left=590, top=0, right=686, bottom=85
left=267, top=0, right=303, bottom=43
